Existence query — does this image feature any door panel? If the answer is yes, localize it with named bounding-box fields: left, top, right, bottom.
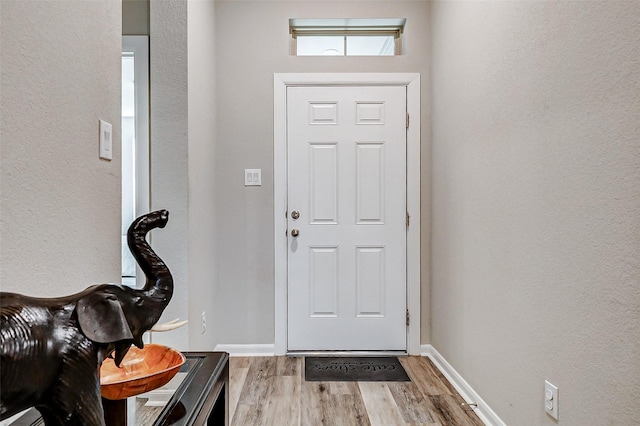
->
left=309, top=143, right=338, bottom=223
left=356, top=142, right=385, bottom=223
left=356, top=246, right=385, bottom=316
left=309, top=246, right=339, bottom=317
left=287, top=86, right=407, bottom=351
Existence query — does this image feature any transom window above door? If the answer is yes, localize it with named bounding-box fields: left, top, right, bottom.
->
left=289, top=18, right=406, bottom=56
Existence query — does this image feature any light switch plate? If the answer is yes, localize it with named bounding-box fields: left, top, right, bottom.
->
left=99, top=119, right=113, bottom=161
left=244, top=169, right=261, bottom=186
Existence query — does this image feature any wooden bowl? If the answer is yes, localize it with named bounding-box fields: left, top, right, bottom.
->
left=100, top=344, right=186, bottom=400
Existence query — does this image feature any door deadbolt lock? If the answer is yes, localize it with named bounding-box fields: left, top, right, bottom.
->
left=291, top=210, right=300, bottom=219
left=290, top=229, right=300, bottom=237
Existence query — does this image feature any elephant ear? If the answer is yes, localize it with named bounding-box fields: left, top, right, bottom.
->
left=77, top=291, right=134, bottom=344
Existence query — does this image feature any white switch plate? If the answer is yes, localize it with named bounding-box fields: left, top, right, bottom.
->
left=244, top=169, right=261, bottom=186
left=544, top=380, right=559, bottom=420
left=99, top=119, right=112, bottom=161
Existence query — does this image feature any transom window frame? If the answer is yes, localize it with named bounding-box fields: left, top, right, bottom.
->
left=289, top=18, right=406, bottom=56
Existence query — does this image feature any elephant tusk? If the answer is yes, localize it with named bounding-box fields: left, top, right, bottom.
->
left=150, top=319, right=188, bottom=332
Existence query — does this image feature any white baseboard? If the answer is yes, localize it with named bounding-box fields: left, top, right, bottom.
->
left=214, top=343, right=275, bottom=357
left=420, top=344, right=506, bottom=426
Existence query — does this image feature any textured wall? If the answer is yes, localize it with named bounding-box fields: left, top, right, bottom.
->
left=431, top=1, right=640, bottom=424
left=123, top=0, right=149, bottom=35
left=149, top=0, right=190, bottom=350
left=213, top=1, right=431, bottom=345
left=187, top=0, right=218, bottom=350
left=1, top=1, right=121, bottom=295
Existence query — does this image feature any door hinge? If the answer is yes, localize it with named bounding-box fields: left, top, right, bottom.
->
left=406, top=113, right=410, bottom=129
left=406, top=212, right=410, bottom=228
left=406, top=309, right=410, bottom=326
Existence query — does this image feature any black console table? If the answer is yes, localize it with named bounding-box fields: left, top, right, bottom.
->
left=11, top=351, right=229, bottom=426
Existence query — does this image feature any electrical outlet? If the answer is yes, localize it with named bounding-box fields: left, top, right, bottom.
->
left=201, top=311, right=206, bottom=334
left=544, top=380, right=559, bottom=420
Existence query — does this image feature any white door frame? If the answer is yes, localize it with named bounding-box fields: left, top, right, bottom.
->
left=274, top=73, right=421, bottom=355
left=122, top=36, right=150, bottom=290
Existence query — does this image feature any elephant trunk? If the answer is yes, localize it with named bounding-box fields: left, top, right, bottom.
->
left=127, top=210, right=174, bottom=305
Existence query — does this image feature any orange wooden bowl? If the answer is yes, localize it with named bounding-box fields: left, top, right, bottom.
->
left=100, top=344, right=186, bottom=400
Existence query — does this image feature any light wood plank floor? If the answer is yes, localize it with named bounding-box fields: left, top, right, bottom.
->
left=229, top=356, right=484, bottom=426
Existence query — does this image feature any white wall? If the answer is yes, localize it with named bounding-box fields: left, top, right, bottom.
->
left=0, top=1, right=122, bottom=295
left=431, top=1, right=640, bottom=424
left=213, top=0, right=431, bottom=345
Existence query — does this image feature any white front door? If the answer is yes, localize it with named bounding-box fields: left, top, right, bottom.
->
left=287, top=86, right=407, bottom=351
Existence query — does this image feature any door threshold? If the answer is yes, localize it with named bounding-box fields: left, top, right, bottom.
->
left=287, top=350, right=408, bottom=357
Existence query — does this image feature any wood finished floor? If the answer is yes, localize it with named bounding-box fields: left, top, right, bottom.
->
left=229, top=356, right=484, bottom=426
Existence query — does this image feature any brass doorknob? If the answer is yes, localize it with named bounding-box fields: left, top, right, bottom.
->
left=290, top=229, right=300, bottom=237
left=291, top=210, right=300, bottom=219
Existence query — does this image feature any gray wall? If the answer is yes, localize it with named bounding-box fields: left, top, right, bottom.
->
left=147, top=0, right=219, bottom=350
left=187, top=0, right=218, bottom=350
left=1, top=1, right=122, bottom=295
left=431, top=1, right=640, bottom=424
left=149, top=0, right=190, bottom=350
left=213, top=0, right=431, bottom=345
left=123, top=0, right=149, bottom=35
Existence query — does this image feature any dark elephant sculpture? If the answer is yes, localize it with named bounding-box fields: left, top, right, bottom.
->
left=0, top=210, right=173, bottom=425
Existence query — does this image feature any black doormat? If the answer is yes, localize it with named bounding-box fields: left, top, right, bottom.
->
left=305, top=357, right=411, bottom=382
